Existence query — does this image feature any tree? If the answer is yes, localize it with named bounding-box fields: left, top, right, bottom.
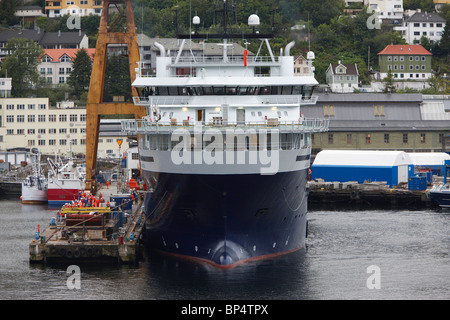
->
left=102, top=54, right=132, bottom=102
left=0, top=0, right=19, bottom=26
left=0, top=38, right=43, bottom=97
left=382, top=69, right=396, bottom=93
left=67, top=49, right=93, bottom=99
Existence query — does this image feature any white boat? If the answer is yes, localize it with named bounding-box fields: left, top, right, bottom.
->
left=47, top=151, right=85, bottom=207
left=21, top=150, right=48, bottom=204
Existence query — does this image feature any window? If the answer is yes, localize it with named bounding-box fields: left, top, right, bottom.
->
left=28, top=140, right=35, bottom=146
left=17, top=115, right=24, bottom=122
left=17, top=129, right=24, bottom=135
left=28, top=104, right=35, bottom=110
left=59, top=139, right=67, bottom=145
left=47, top=68, right=52, bottom=75
left=40, top=68, right=46, bottom=75
left=28, top=115, right=35, bottom=122
left=70, top=128, right=77, bottom=133
left=59, top=128, right=67, bottom=134
left=59, top=114, right=67, bottom=122
left=38, top=129, right=46, bottom=134
left=17, top=104, right=24, bottom=110
left=59, top=77, right=65, bottom=84
left=403, top=133, right=408, bottom=143
left=346, top=134, right=352, bottom=144
left=70, top=114, right=77, bottom=122
left=6, top=104, right=14, bottom=110
left=38, top=140, right=46, bottom=146
left=59, top=68, right=65, bottom=74
left=49, top=139, right=56, bottom=145
left=374, top=105, right=385, bottom=116
left=38, top=115, right=46, bottom=122
left=80, top=114, right=87, bottom=122
left=384, top=134, right=389, bottom=144
left=328, top=134, right=334, bottom=144
left=49, top=115, right=56, bottom=122
left=323, top=105, right=335, bottom=117
left=420, top=133, right=426, bottom=143
left=6, top=115, right=14, bottom=122
left=42, top=55, right=52, bottom=62
left=28, top=129, right=35, bottom=134
left=49, top=129, right=56, bottom=134
left=38, top=104, right=46, bottom=110
left=7, top=129, right=14, bottom=135
left=365, top=133, right=371, bottom=144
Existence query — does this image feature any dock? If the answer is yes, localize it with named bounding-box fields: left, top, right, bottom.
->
left=307, top=180, right=439, bottom=209
left=29, top=184, right=146, bottom=264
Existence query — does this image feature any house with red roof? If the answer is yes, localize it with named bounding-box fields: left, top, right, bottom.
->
left=38, top=48, right=95, bottom=86
left=378, top=44, right=432, bottom=81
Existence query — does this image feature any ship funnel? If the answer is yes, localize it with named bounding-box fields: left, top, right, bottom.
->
left=154, top=41, right=166, bottom=57
left=284, top=41, right=295, bottom=56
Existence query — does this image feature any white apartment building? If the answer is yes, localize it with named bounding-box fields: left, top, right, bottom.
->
left=365, top=0, right=404, bottom=20
left=0, top=97, right=130, bottom=157
left=38, top=48, right=95, bottom=85
left=394, top=11, right=446, bottom=44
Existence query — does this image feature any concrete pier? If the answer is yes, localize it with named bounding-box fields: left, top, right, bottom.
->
left=308, top=180, right=438, bottom=209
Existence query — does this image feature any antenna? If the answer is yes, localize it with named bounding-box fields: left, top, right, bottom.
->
left=308, top=13, right=311, bottom=52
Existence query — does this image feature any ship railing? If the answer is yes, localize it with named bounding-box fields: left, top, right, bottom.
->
left=258, top=96, right=318, bottom=106
left=172, top=55, right=279, bottom=65
left=132, top=95, right=318, bottom=106
left=121, top=118, right=329, bottom=134
left=133, top=96, right=191, bottom=106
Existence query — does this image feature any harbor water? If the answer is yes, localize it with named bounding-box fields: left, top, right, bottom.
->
left=0, top=197, right=448, bottom=301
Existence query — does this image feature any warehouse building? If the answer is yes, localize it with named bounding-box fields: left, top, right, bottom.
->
left=311, top=150, right=413, bottom=187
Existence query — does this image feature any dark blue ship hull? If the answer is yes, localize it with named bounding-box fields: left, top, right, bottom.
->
left=429, top=191, right=450, bottom=208
left=141, top=169, right=309, bottom=268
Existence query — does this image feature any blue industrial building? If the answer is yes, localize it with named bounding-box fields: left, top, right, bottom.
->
left=312, top=150, right=413, bottom=187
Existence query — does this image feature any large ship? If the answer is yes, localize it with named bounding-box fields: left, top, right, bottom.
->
left=122, top=1, right=328, bottom=268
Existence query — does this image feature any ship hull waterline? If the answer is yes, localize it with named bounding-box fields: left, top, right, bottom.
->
left=141, top=169, right=309, bottom=268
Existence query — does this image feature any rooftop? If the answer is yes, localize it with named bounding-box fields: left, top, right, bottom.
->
left=378, top=45, right=432, bottom=55
left=406, top=11, right=446, bottom=23
left=41, top=48, right=95, bottom=62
